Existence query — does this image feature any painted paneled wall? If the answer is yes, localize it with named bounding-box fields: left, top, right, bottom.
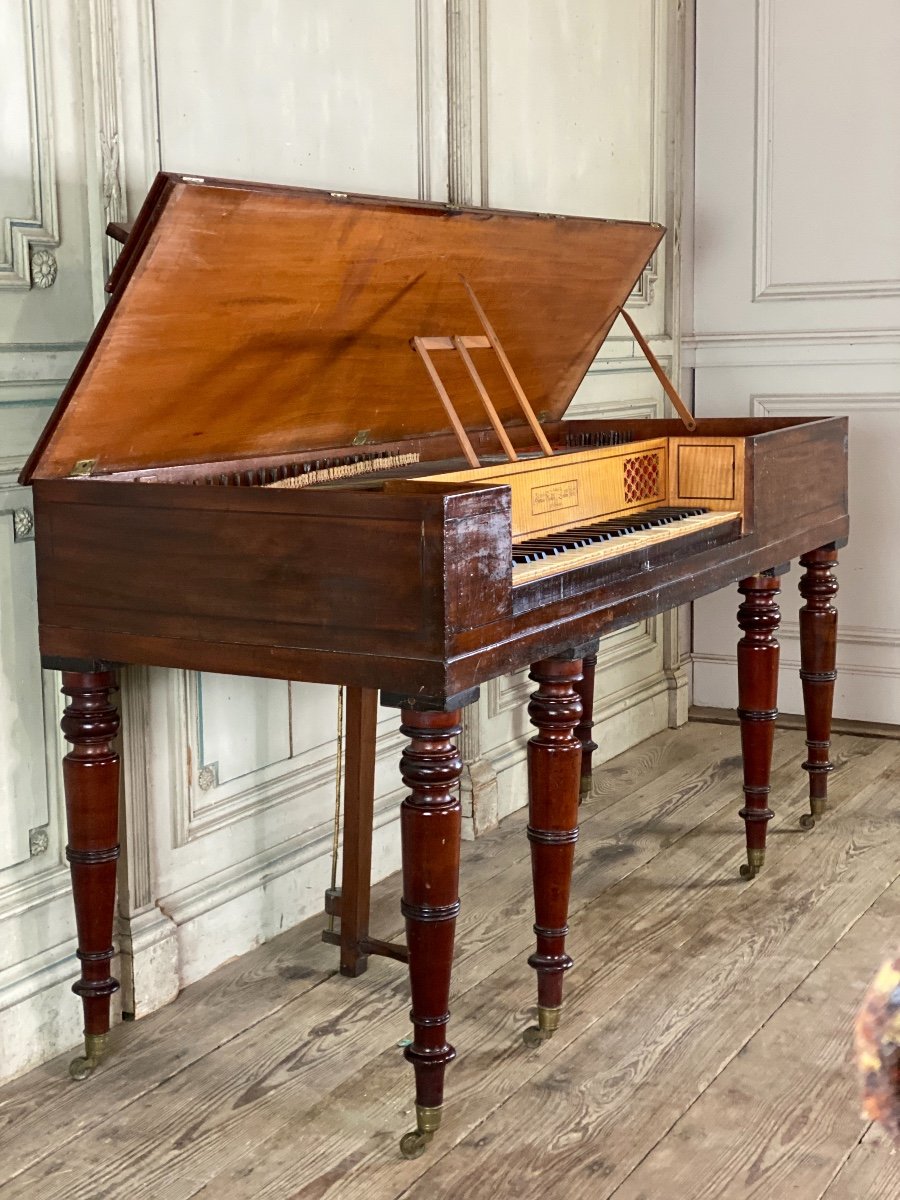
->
left=0, top=0, right=687, bottom=1083
left=688, top=0, right=900, bottom=722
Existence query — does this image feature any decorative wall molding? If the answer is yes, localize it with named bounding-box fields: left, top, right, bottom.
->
left=627, top=0, right=665, bottom=308
left=0, top=859, right=69, bottom=922
left=486, top=670, right=530, bottom=721
left=415, top=0, right=434, bottom=201
left=1, top=0, right=60, bottom=290
left=118, top=665, right=156, bottom=913
left=685, top=332, right=900, bottom=370
left=446, top=0, right=484, bottom=206
left=753, top=0, right=900, bottom=302
left=0, top=662, right=67, bottom=975
left=84, top=0, right=128, bottom=286
left=160, top=781, right=404, bottom=929
left=686, top=330, right=900, bottom=348
left=779, top=620, right=900, bottom=650
left=752, top=391, right=900, bottom=416
left=176, top=673, right=405, bottom=845
left=693, top=650, right=900, bottom=682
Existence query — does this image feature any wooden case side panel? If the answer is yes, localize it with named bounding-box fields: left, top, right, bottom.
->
left=32, top=486, right=450, bottom=665
left=750, top=418, right=849, bottom=544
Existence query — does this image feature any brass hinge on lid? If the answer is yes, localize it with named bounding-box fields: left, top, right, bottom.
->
left=69, top=459, right=96, bottom=477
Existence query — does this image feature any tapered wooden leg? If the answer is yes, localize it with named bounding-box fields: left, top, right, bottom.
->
left=798, top=546, right=839, bottom=829
left=574, top=646, right=599, bottom=801
left=523, top=656, right=582, bottom=1046
left=736, top=575, right=781, bottom=878
left=337, top=686, right=378, bottom=976
left=397, top=707, right=463, bottom=1159
left=60, top=669, right=121, bottom=1080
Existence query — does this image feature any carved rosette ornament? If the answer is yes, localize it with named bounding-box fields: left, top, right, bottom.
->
left=197, top=763, right=218, bottom=791
left=31, top=248, right=57, bottom=289
left=13, top=508, right=34, bottom=541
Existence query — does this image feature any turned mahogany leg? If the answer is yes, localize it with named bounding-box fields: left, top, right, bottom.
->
left=523, top=656, right=582, bottom=1046
left=798, top=546, right=839, bottom=829
left=574, top=646, right=599, bottom=801
left=736, top=574, right=781, bottom=879
left=397, top=707, right=463, bottom=1159
left=60, top=669, right=121, bottom=1079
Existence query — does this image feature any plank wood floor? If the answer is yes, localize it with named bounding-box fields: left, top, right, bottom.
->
left=2, top=722, right=900, bottom=1199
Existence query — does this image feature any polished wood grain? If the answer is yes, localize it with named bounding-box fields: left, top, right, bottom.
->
left=574, top=646, right=599, bottom=799
left=669, top=435, right=746, bottom=516
left=335, top=687, right=379, bottom=977
left=425, top=439, right=669, bottom=538
left=524, top=657, right=583, bottom=1042
left=60, top=670, right=121, bottom=1079
left=736, top=574, right=781, bottom=878
left=798, top=545, right=839, bottom=826
left=28, top=418, right=848, bottom=704
left=22, top=175, right=663, bottom=480
left=397, top=706, right=464, bottom=1145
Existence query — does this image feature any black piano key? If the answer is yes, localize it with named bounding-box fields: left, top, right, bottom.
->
left=584, top=521, right=638, bottom=535
left=516, top=541, right=568, bottom=556
left=527, top=536, right=594, bottom=549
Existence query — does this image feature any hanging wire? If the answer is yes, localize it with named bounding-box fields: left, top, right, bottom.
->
left=327, top=685, right=345, bottom=933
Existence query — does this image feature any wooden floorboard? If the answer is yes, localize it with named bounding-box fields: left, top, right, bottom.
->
left=1, top=724, right=898, bottom=1199
left=820, top=1125, right=900, bottom=1199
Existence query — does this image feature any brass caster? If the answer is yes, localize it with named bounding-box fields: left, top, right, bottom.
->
left=399, top=1130, right=433, bottom=1160
left=68, top=1032, right=108, bottom=1081
left=399, top=1104, right=441, bottom=1159
left=740, top=849, right=765, bottom=880
left=523, top=1004, right=560, bottom=1048
left=799, top=812, right=816, bottom=830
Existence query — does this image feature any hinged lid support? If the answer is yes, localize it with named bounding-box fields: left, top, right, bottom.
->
left=617, top=305, right=696, bottom=432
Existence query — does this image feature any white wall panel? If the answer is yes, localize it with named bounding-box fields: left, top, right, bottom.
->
left=693, top=0, right=900, bottom=336
left=757, top=0, right=900, bottom=301
left=691, top=0, right=900, bottom=724
left=153, top=0, right=444, bottom=198
left=483, top=0, right=669, bottom=329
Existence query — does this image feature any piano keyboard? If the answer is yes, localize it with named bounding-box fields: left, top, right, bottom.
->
left=511, top=507, right=741, bottom=584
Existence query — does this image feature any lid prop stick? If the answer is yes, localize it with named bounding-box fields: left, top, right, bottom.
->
left=617, top=305, right=697, bottom=432
left=460, top=276, right=555, bottom=458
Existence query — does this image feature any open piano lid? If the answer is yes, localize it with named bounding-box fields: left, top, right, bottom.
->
left=22, top=173, right=664, bottom=482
